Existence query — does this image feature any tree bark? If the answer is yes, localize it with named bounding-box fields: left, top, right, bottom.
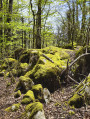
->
left=36, top=0, right=41, bottom=49
left=6, top=0, right=13, bottom=42
left=0, top=0, right=3, bottom=54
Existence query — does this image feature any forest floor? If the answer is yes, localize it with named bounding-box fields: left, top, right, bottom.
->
left=0, top=76, right=90, bottom=119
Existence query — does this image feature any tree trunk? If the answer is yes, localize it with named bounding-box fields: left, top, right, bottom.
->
left=71, top=1, right=75, bottom=49
left=81, top=0, right=86, bottom=46
left=21, top=17, right=24, bottom=48
left=6, top=0, right=13, bottom=43
left=0, top=0, right=3, bottom=54
left=36, top=0, right=41, bottom=49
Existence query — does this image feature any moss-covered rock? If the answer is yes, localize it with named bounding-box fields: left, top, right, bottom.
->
left=14, top=47, right=25, bottom=60
left=14, top=90, right=21, bottom=98
left=21, top=90, right=35, bottom=104
left=24, top=46, right=71, bottom=92
left=5, top=103, right=20, bottom=112
left=0, top=70, right=5, bottom=76
left=74, top=46, right=90, bottom=81
left=69, top=74, right=90, bottom=108
left=25, top=102, right=45, bottom=119
left=32, top=84, right=44, bottom=102
left=15, top=76, right=34, bottom=93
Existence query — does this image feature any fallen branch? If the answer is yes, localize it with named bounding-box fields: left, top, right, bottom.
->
left=68, top=75, right=79, bottom=84
left=42, top=54, right=54, bottom=63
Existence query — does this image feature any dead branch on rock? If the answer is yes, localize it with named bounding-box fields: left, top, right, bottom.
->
left=42, top=53, right=54, bottom=63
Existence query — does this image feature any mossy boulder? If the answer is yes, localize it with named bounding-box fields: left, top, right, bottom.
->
left=14, top=48, right=25, bottom=60
left=25, top=102, right=45, bottom=119
left=74, top=46, right=90, bottom=81
left=25, top=64, right=61, bottom=92
left=19, top=50, right=40, bottom=70
left=21, top=90, right=35, bottom=104
left=0, top=58, right=19, bottom=77
left=15, top=76, right=34, bottom=93
left=32, top=84, right=44, bottom=102
left=5, top=103, right=20, bottom=112
left=69, top=74, right=90, bottom=108
left=14, top=90, right=21, bottom=98
left=24, top=46, right=71, bottom=92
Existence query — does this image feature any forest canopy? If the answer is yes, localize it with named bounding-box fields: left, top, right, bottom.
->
left=0, top=0, right=89, bottom=58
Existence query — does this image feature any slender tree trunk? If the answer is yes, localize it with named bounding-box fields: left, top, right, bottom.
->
left=0, top=0, right=3, bottom=54
left=21, top=17, right=24, bottom=48
left=67, top=10, right=71, bottom=43
left=6, top=0, right=13, bottom=42
left=36, top=0, right=41, bottom=49
left=33, top=15, right=35, bottom=48
left=81, top=0, right=86, bottom=46
left=71, top=1, right=75, bottom=49
left=24, top=30, right=26, bottom=48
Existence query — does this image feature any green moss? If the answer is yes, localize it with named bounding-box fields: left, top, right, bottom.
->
left=14, top=90, right=21, bottom=98
left=0, top=70, right=5, bottom=76
left=25, top=102, right=43, bottom=119
left=21, top=90, right=35, bottom=104
left=5, top=103, right=20, bottom=112
left=55, top=102, right=61, bottom=107
left=69, top=93, right=84, bottom=108
left=32, top=84, right=43, bottom=101
left=15, top=76, right=34, bottom=93
left=69, top=110, right=75, bottom=115
left=20, top=63, right=29, bottom=69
